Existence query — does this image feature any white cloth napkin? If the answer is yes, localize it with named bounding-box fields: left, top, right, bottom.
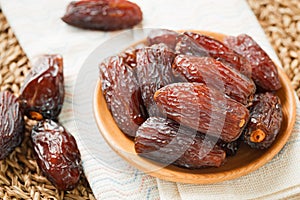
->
left=1, top=0, right=300, bottom=199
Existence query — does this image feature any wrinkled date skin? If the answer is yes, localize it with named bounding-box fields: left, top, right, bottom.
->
left=62, top=0, right=143, bottom=31
left=19, top=54, right=64, bottom=121
left=0, top=91, right=24, bottom=160
left=31, top=120, right=82, bottom=191
left=182, top=32, right=252, bottom=78
left=147, top=29, right=179, bottom=50
left=100, top=56, right=147, bottom=137
left=154, top=82, right=249, bottom=142
left=172, top=55, right=256, bottom=105
left=217, top=138, right=241, bottom=156
left=224, top=34, right=281, bottom=91
left=175, top=34, right=209, bottom=57
left=136, top=44, right=176, bottom=116
left=135, top=117, right=226, bottom=168
left=195, top=132, right=241, bottom=156
left=243, top=92, right=283, bottom=149
left=120, top=48, right=138, bottom=69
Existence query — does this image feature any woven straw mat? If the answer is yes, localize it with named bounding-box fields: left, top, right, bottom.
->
left=0, top=0, right=299, bottom=199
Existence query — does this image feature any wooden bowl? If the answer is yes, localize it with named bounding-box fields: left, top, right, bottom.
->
left=93, top=31, right=296, bottom=184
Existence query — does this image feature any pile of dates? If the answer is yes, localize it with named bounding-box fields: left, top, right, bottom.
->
left=0, top=55, right=82, bottom=190
left=99, top=29, right=283, bottom=169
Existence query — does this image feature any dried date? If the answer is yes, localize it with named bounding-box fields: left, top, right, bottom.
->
left=172, top=55, right=256, bottom=105
left=196, top=131, right=241, bottom=156
left=154, top=82, right=249, bottom=142
left=224, top=34, right=281, bottom=91
left=147, top=29, right=179, bottom=50
left=0, top=91, right=24, bottom=160
left=243, top=92, right=283, bottom=149
left=217, top=139, right=241, bottom=156
left=120, top=48, right=138, bottom=69
left=100, top=55, right=147, bottom=137
left=19, top=54, right=64, bottom=120
left=183, top=32, right=252, bottom=77
left=31, top=120, right=82, bottom=191
left=62, top=0, right=143, bottom=31
left=175, top=34, right=209, bottom=57
left=135, top=117, right=226, bottom=168
left=136, top=44, right=176, bottom=116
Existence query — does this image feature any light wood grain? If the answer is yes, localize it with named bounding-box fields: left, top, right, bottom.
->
left=93, top=31, right=296, bottom=184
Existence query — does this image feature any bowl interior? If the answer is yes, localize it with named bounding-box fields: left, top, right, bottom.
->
left=93, top=30, right=296, bottom=184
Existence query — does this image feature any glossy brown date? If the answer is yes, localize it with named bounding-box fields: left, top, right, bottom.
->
left=147, top=29, right=179, bottom=50
left=120, top=48, right=138, bottom=69
left=135, top=117, right=226, bottom=168
left=217, top=138, right=241, bottom=156
left=175, top=34, right=209, bottom=57
left=0, top=91, right=24, bottom=160
left=100, top=56, right=147, bottom=137
left=136, top=44, right=176, bottom=116
left=243, top=92, right=283, bottom=149
left=154, top=82, right=250, bottom=142
left=224, top=34, right=281, bottom=91
left=183, top=32, right=252, bottom=77
left=31, top=120, right=82, bottom=191
left=62, top=0, right=143, bottom=31
left=172, top=55, right=256, bottom=105
left=19, top=54, right=64, bottom=121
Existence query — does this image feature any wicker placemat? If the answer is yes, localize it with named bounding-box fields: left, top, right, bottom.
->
left=248, top=0, right=300, bottom=98
left=0, top=0, right=299, bottom=199
left=0, top=11, right=95, bottom=200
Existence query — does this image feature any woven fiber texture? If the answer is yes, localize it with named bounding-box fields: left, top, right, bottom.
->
left=0, top=11, right=96, bottom=200
left=0, top=0, right=299, bottom=199
left=248, top=0, right=300, bottom=97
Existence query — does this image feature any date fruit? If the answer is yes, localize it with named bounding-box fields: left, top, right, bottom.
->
left=31, top=120, right=82, bottom=191
left=154, top=82, right=249, bottom=142
left=243, top=92, right=283, bottom=149
left=196, top=132, right=241, bottom=156
left=100, top=56, right=147, bottom=137
left=172, top=55, right=256, bottom=105
left=120, top=48, right=138, bottom=69
left=19, top=54, right=64, bottom=121
left=147, top=29, right=179, bottom=50
left=224, top=34, right=281, bottom=91
left=183, top=32, right=252, bottom=77
left=135, top=117, right=226, bottom=168
left=136, top=44, right=176, bottom=116
left=217, top=139, right=241, bottom=156
left=175, top=34, right=209, bottom=57
left=62, top=0, right=143, bottom=31
left=0, top=91, right=24, bottom=160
